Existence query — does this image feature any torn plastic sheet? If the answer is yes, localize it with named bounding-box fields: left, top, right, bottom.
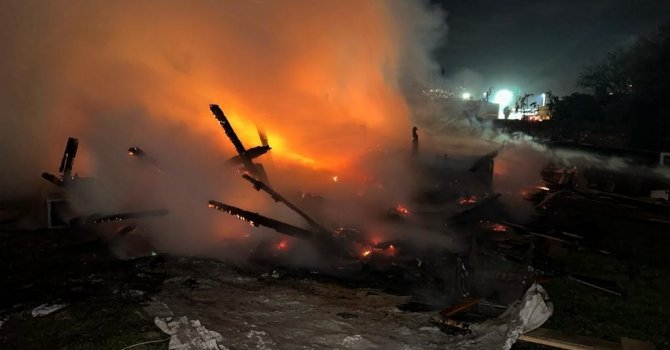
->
left=155, top=316, right=227, bottom=350
left=31, top=303, right=67, bottom=317
left=450, top=283, right=553, bottom=350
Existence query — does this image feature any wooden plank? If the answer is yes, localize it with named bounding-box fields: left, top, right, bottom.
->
left=439, top=297, right=482, bottom=318
left=621, top=337, right=656, bottom=350
left=519, top=328, right=622, bottom=350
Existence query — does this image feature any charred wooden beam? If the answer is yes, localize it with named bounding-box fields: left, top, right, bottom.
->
left=70, top=209, right=169, bottom=226
left=42, top=137, right=79, bottom=187
left=59, top=137, right=79, bottom=180
left=209, top=104, right=270, bottom=183
left=227, top=145, right=271, bottom=165
left=208, top=200, right=315, bottom=240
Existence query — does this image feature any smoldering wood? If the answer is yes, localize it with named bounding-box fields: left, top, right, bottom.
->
left=208, top=200, right=315, bottom=241
left=70, top=209, right=170, bottom=226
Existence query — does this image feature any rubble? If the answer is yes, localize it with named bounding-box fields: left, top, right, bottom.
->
left=2, top=103, right=665, bottom=348
left=154, top=316, right=227, bottom=350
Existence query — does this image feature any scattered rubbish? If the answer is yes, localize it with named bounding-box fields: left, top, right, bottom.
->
left=155, top=316, right=227, bottom=350
left=31, top=303, right=67, bottom=317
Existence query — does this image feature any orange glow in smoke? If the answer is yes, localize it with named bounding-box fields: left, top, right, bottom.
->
left=77, top=2, right=410, bottom=174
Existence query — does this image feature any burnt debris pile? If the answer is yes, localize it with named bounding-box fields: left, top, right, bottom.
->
left=34, top=103, right=669, bottom=317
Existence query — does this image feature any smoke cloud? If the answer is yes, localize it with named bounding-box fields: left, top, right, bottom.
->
left=1, top=0, right=457, bottom=257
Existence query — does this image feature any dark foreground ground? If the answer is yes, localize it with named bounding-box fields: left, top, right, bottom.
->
left=0, top=192, right=668, bottom=349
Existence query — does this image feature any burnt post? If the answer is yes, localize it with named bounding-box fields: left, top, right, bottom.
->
left=412, top=126, right=419, bottom=156
left=42, top=137, right=79, bottom=187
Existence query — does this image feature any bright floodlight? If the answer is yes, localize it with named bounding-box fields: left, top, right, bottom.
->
left=493, top=89, right=513, bottom=107
left=462, top=92, right=471, bottom=100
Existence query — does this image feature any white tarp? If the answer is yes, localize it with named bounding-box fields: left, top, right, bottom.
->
left=31, top=303, right=67, bottom=317
left=450, top=283, right=553, bottom=350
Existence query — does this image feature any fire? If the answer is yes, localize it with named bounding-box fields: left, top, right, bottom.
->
left=2, top=1, right=448, bottom=247
left=361, top=249, right=372, bottom=258
left=277, top=240, right=288, bottom=250
left=5, top=1, right=421, bottom=177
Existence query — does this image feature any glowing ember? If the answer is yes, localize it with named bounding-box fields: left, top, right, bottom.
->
left=395, top=204, right=410, bottom=216
left=458, top=195, right=478, bottom=205
left=491, top=223, right=509, bottom=232
left=332, top=176, right=339, bottom=182
left=384, top=244, right=397, bottom=256
left=277, top=240, right=288, bottom=250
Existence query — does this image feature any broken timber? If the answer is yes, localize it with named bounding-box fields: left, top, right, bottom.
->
left=42, top=137, right=79, bottom=187
left=209, top=104, right=270, bottom=183
left=70, top=209, right=169, bottom=226
left=208, top=200, right=314, bottom=240
left=519, top=328, right=656, bottom=350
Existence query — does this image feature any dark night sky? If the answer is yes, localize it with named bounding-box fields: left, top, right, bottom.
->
left=431, top=0, right=670, bottom=95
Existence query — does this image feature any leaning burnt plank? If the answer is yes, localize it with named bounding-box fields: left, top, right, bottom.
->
left=208, top=200, right=315, bottom=241
left=70, top=209, right=169, bottom=226
left=241, top=174, right=329, bottom=234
